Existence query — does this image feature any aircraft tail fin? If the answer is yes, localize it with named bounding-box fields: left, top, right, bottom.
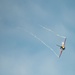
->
left=56, top=45, right=61, bottom=47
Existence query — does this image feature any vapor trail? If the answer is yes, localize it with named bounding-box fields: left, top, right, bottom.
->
left=40, top=25, right=66, bottom=38
left=26, top=30, right=59, bottom=57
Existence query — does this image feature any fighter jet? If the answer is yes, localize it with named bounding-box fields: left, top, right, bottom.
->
left=57, top=38, right=67, bottom=58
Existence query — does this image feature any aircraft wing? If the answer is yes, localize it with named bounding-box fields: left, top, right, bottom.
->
left=59, top=49, right=63, bottom=58
left=64, top=38, right=67, bottom=46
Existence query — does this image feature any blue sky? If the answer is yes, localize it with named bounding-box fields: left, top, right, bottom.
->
left=0, top=0, right=75, bottom=75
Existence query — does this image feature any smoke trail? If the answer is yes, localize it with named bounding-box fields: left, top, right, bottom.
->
left=40, top=25, right=66, bottom=39
left=26, top=30, right=59, bottom=57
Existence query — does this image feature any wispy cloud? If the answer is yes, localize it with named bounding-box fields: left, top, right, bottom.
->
left=0, top=0, right=75, bottom=75
left=0, top=50, right=60, bottom=75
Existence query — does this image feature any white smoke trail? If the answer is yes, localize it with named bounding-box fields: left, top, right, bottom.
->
left=40, top=25, right=66, bottom=39
left=25, top=30, right=59, bottom=57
